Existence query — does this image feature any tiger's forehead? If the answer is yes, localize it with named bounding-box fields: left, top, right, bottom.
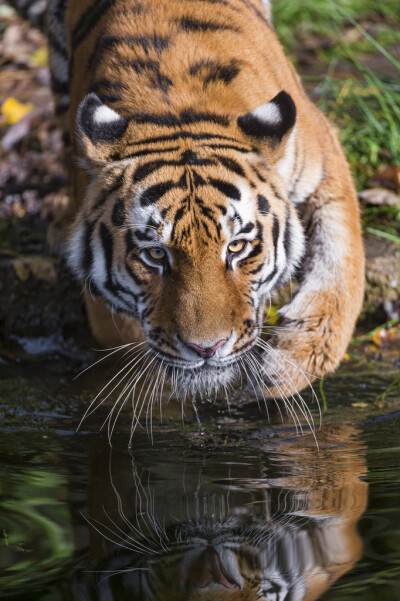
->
left=122, top=144, right=262, bottom=248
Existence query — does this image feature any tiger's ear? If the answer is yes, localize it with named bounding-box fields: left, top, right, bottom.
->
left=237, top=91, right=296, bottom=144
left=76, top=93, right=128, bottom=165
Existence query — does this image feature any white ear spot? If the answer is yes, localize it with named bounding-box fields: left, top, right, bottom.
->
left=251, top=102, right=281, bottom=125
left=93, top=105, right=123, bottom=124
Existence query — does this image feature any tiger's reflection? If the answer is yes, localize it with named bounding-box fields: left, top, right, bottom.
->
left=77, top=425, right=367, bottom=600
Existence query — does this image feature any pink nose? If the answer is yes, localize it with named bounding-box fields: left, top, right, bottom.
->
left=185, top=339, right=227, bottom=359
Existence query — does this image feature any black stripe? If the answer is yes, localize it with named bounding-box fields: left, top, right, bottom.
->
left=237, top=0, right=269, bottom=24
left=92, top=172, right=126, bottom=210
left=243, top=241, right=262, bottom=262
left=72, top=0, right=115, bottom=48
left=140, top=181, right=177, bottom=206
left=283, top=210, right=291, bottom=259
left=208, top=178, right=241, bottom=200
left=125, top=229, right=137, bottom=253
left=90, top=34, right=170, bottom=69
left=82, top=220, right=95, bottom=273
left=100, top=223, right=140, bottom=304
left=249, top=262, right=264, bottom=275
left=134, top=160, right=166, bottom=183
left=130, top=111, right=229, bottom=127
left=231, top=207, right=242, bottom=226
left=134, top=154, right=216, bottom=183
left=122, top=131, right=249, bottom=149
left=201, top=143, right=252, bottom=153
left=201, top=220, right=212, bottom=240
left=177, top=16, right=240, bottom=32
left=111, top=197, right=125, bottom=227
left=243, top=221, right=263, bottom=263
left=190, top=59, right=241, bottom=86
left=87, top=279, right=102, bottom=297
left=257, top=194, right=270, bottom=215
left=90, top=79, right=128, bottom=94
left=118, top=145, right=181, bottom=159
left=251, top=165, right=267, bottom=182
left=272, top=214, right=280, bottom=249
left=238, top=222, right=254, bottom=234
left=263, top=265, right=278, bottom=284
left=121, top=58, right=173, bottom=92
left=100, top=222, right=113, bottom=278
left=270, top=181, right=284, bottom=201
left=215, top=155, right=246, bottom=177
left=178, top=0, right=231, bottom=4
left=196, top=197, right=215, bottom=221
left=134, top=229, right=154, bottom=241
left=125, top=262, right=145, bottom=287
left=180, top=110, right=229, bottom=126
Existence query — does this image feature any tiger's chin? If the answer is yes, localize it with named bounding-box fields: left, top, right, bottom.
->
left=166, top=361, right=241, bottom=398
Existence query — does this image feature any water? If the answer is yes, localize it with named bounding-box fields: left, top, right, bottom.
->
left=1, top=344, right=400, bottom=600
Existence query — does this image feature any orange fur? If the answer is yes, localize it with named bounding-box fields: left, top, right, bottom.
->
left=61, top=0, right=364, bottom=399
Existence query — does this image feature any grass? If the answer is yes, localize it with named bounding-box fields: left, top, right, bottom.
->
left=273, top=0, right=400, bottom=241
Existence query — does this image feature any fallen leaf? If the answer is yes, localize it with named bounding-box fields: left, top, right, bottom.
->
left=12, top=256, right=58, bottom=284
left=31, top=46, right=48, bottom=67
left=359, top=188, right=400, bottom=207
left=1, top=97, right=34, bottom=125
left=372, top=327, right=400, bottom=349
left=351, top=402, right=368, bottom=408
left=374, top=165, right=400, bottom=189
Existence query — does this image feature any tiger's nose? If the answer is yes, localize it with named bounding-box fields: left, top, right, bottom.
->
left=185, top=338, right=228, bottom=359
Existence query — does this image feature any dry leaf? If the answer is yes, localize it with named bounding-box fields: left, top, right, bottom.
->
left=359, top=188, right=400, bottom=207
left=375, top=165, right=400, bottom=188
left=1, top=97, right=34, bottom=125
left=12, top=256, right=58, bottom=284
left=372, top=327, right=400, bottom=349
left=31, top=46, right=48, bottom=67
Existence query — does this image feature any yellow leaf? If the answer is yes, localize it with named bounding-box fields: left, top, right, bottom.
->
left=1, top=97, right=34, bottom=125
left=265, top=305, right=280, bottom=326
left=31, top=46, right=48, bottom=67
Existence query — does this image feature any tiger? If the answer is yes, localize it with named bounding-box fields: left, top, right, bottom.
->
left=74, top=425, right=368, bottom=600
left=18, top=0, right=365, bottom=404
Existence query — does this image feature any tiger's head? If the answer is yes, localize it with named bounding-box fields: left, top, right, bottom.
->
left=67, top=91, right=305, bottom=395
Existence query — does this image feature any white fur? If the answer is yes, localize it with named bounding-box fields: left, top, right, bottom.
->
left=66, top=223, right=85, bottom=277
left=91, top=235, right=107, bottom=285
left=93, top=105, right=123, bottom=124
left=277, top=127, right=297, bottom=186
left=251, top=102, right=282, bottom=126
left=261, top=0, right=272, bottom=23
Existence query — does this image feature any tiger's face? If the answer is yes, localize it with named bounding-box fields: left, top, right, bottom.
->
left=68, top=92, right=305, bottom=394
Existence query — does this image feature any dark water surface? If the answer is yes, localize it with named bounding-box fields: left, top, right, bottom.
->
left=1, top=344, right=400, bottom=600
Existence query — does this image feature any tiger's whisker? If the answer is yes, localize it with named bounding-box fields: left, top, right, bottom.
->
left=77, top=348, right=150, bottom=431
left=129, top=354, right=160, bottom=444
left=257, top=337, right=322, bottom=426
left=74, top=341, right=144, bottom=380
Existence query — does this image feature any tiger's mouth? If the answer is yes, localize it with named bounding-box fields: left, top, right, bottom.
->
left=147, top=340, right=258, bottom=396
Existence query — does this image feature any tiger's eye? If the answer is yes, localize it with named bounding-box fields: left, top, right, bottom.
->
left=227, top=239, right=247, bottom=254
left=147, top=247, right=166, bottom=261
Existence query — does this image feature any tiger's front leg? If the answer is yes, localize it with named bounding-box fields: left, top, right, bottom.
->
left=84, top=292, right=145, bottom=347
left=262, top=151, right=365, bottom=399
